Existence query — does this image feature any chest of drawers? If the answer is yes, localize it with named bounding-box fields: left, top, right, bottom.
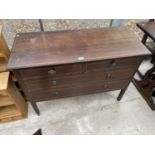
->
left=8, top=27, right=150, bottom=115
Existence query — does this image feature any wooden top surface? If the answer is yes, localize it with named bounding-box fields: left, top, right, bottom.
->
left=8, top=27, right=150, bottom=70
left=137, top=21, right=155, bottom=41
left=0, top=72, right=9, bottom=90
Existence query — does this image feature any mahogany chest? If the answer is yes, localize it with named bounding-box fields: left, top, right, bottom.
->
left=8, top=27, right=150, bottom=115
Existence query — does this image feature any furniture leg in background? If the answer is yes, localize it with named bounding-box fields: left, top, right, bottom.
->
left=133, top=19, right=155, bottom=110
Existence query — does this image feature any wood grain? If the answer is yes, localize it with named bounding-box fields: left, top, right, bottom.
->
left=23, top=67, right=136, bottom=92
left=0, top=72, right=27, bottom=123
left=0, top=96, right=14, bottom=107
left=8, top=28, right=149, bottom=115
left=0, top=72, right=9, bottom=90
left=0, top=25, right=10, bottom=60
left=0, top=25, right=9, bottom=74
left=31, top=80, right=129, bottom=102
left=8, top=27, right=150, bottom=70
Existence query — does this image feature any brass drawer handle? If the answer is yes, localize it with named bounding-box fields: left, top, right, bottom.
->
left=52, top=80, right=57, bottom=85
left=111, top=60, right=117, bottom=66
left=48, top=69, right=56, bottom=75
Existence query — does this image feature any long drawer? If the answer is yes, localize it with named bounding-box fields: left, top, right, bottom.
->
left=18, top=57, right=140, bottom=81
left=19, top=63, right=82, bottom=80
left=24, top=68, right=135, bottom=92
left=86, top=57, right=140, bottom=72
left=31, top=80, right=129, bottom=102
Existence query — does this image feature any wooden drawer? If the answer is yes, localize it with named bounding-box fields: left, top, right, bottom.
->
left=18, top=57, right=140, bottom=81
left=19, top=63, right=82, bottom=80
left=31, top=80, right=128, bottom=102
left=86, top=57, right=140, bottom=72
left=24, top=68, right=135, bottom=92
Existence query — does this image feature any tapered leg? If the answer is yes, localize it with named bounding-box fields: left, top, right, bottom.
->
left=31, top=101, right=40, bottom=116
left=117, top=89, right=126, bottom=101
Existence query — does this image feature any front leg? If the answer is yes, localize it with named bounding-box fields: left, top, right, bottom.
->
left=117, top=89, right=126, bottom=101
left=31, top=101, right=40, bottom=116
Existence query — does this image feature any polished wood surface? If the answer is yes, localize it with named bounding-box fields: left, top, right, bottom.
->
left=8, top=27, right=149, bottom=70
left=8, top=28, right=150, bottom=115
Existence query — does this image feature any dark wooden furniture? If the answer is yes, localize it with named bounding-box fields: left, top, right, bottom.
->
left=8, top=27, right=150, bottom=115
left=133, top=20, right=155, bottom=110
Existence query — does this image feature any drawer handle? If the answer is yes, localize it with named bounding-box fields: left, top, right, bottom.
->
left=111, top=60, right=117, bottom=66
left=106, top=73, right=111, bottom=79
left=52, top=80, right=57, bottom=85
left=54, top=91, right=59, bottom=95
left=104, top=84, right=108, bottom=88
left=48, top=69, right=56, bottom=75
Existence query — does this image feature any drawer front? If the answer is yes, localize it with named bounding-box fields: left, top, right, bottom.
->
left=19, top=63, right=82, bottom=80
left=31, top=80, right=128, bottom=102
left=19, top=57, right=140, bottom=81
left=24, top=68, right=135, bottom=92
left=86, top=57, right=140, bottom=72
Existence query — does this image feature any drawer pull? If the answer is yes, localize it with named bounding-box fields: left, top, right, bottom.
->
left=104, top=84, right=108, bottom=88
left=48, top=69, right=56, bottom=75
left=54, top=91, right=59, bottom=95
left=106, top=73, right=111, bottom=79
left=52, top=80, right=57, bottom=85
left=111, top=60, right=117, bottom=66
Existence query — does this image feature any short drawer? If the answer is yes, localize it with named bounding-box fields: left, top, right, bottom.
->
left=24, top=68, right=135, bottom=92
left=31, top=80, right=129, bottom=102
left=19, top=63, right=82, bottom=80
left=86, top=57, right=141, bottom=72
